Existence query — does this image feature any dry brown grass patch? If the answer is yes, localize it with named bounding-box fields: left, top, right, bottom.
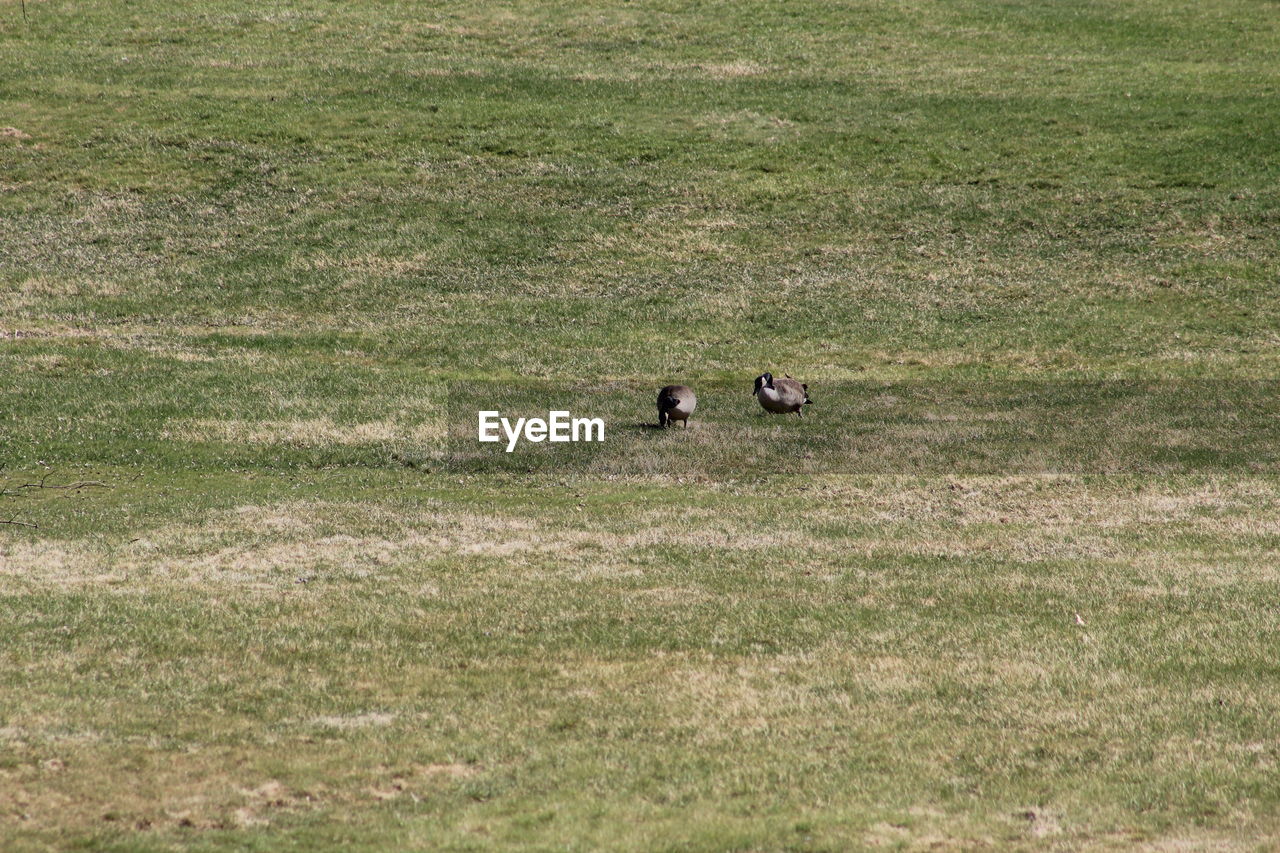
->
left=287, top=251, right=450, bottom=276
left=166, top=417, right=445, bottom=447
left=696, top=60, right=770, bottom=78
left=6, top=476, right=1278, bottom=592
left=312, top=712, right=396, bottom=730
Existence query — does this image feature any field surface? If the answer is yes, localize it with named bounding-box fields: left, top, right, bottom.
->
left=3, top=0, right=1280, bottom=849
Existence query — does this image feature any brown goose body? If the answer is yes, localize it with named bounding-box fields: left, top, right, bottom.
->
left=753, top=372, right=811, bottom=416
left=657, top=385, right=697, bottom=428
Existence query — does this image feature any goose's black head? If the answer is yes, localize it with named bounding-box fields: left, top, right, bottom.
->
left=752, top=372, right=773, bottom=395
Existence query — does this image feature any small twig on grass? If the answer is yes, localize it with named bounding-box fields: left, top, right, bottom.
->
left=21, top=472, right=110, bottom=490
left=2, top=472, right=113, bottom=531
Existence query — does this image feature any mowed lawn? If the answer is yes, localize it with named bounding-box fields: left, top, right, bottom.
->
left=3, top=0, right=1280, bottom=849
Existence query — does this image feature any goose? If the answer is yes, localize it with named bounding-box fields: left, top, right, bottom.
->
left=657, top=384, right=697, bottom=428
left=753, top=372, right=811, bottom=416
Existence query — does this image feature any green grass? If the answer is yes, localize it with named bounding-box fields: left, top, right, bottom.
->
left=3, top=0, right=1280, bottom=849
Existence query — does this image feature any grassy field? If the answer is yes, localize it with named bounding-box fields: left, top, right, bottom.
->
left=3, top=0, right=1280, bottom=849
